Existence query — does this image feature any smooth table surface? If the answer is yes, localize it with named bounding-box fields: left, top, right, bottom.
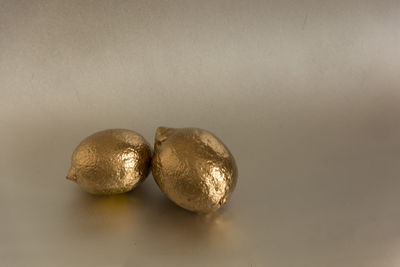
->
left=1, top=0, right=400, bottom=266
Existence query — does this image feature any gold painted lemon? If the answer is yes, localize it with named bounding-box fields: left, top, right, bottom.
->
left=67, top=129, right=151, bottom=195
left=152, top=127, right=238, bottom=213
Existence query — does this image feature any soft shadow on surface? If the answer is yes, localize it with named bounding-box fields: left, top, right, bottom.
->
left=3, top=115, right=238, bottom=249
left=138, top=178, right=238, bottom=252
left=67, top=183, right=150, bottom=235
left=67, top=177, right=237, bottom=246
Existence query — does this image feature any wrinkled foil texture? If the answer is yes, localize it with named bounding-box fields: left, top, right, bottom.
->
left=67, top=129, right=151, bottom=195
left=152, top=127, right=238, bottom=213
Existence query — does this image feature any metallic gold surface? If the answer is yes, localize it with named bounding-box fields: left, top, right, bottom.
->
left=152, top=127, right=238, bottom=213
left=67, top=129, right=151, bottom=195
left=2, top=1, right=400, bottom=266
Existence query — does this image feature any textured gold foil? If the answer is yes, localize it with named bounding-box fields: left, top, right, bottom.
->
left=67, top=129, right=152, bottom=195
left=152, top=127, right=238, bottom=213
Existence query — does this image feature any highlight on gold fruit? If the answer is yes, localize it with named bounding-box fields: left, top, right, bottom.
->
left=152, top=127, right=238, bottom=213
left=67, top=129, right=152, bottom=195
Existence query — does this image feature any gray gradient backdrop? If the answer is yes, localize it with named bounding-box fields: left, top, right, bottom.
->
left=1, top=0, right=400, bottom=266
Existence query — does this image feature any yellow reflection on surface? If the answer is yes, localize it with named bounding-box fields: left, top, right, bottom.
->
left=68, top=185, right=148, bottom=235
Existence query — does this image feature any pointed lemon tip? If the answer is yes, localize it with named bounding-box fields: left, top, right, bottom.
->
left=155, top=126, right=171, bottom=141
left=66, top=168, right=77, bottom=182
left=156, top=126, right=169, bottom=135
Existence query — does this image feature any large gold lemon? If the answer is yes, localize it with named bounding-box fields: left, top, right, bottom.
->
left=152, top=127, right=238, bottom=213
left=67, top=129, right=151, bottom=195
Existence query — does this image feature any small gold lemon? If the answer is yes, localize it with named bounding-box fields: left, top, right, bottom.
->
left=152, top=127, right=238, bottom=213
left=67, top=129, right=151, bottom=195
